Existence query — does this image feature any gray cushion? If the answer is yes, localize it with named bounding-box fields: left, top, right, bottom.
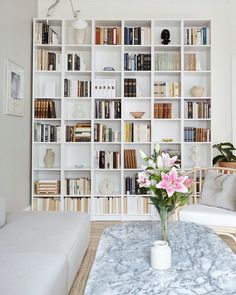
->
left=0, top=197, right=5, bottom=228
left=200, top=171, right=236, bottom=211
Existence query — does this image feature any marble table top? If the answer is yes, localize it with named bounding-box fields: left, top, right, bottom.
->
left=85, top=221, right=236, bottom=295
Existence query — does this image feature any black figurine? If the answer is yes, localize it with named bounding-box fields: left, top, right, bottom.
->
left=161, top=29, right=171, bottom=45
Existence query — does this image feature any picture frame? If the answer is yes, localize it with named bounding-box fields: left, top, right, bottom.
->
left=5, top=59, right=24, bottom=117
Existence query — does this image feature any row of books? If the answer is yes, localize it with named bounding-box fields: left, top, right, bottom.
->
left=95, top=26, right=121, bottom=45
left=184, top=53, right=199, bottom=71
left=154, top=103, right=173, bottom=119
left=65, top=178, right=91, bottom=196
left=34, top=22, right=59, bottom=45
left=34, top=123, right=61, bottom=142
left=35, top=180, right=60, bottom=195
left=64, top=79, right=91, bottom=97
left=155, top=53, right=181, bottom=71
left=184, top=127, right=211, bottom=142
left=94, top=79, right=116, bottom=98
left=184, top=27, right=210, bottom=45
left=124, top=149, right=137, bottom=169
left=34, top=99, right=56, bottom=118
left=67, top=53, right=81, bottom=71
left=93, top=197, right=121, bottom=215
left=94, top=124, right=120, bottom=142
left=64, top=197, right=91, bottom=212
left=36, top=50, right=61, bottom=71
left=125, top=175, right=147, bottom=195
left=124, top=53, right=151, bottom=71
left=94, top=101, right=121, bottom=119
left=154, top=81, right=181, bottom=97
left=33, top=198, right=61, bottom=211
left=65, top=123, right=91, bottom=142
left=124, top=123, right=151, bottom=142
left=95, top=151, right=121, bottom=169
left=123, top=196, right=151, bottom=215
left=124, top=78, right=137, bottom=97
left=124, top=27, right=151, bottom=45
left=184, top=101, right=211, bottom=119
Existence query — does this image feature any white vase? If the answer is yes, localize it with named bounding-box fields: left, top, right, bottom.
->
left=150, top=240, right=171, bottom=270
left=74, top=29, right=86, bottom=45
left=44, top=149, right=55, bottom=169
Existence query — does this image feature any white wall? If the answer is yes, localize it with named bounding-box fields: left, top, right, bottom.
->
left=0, top=0, right=38, bottom=213
left=38, top=0, right=233, bottom=145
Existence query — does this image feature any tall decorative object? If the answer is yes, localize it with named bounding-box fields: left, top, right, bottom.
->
left=44, top=149, right=55, bottom=168
left=161, top=29, right=171, bottom=45
left=190, top=146, right=201, bottom=167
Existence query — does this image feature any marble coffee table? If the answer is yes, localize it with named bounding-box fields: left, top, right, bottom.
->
left=85, top=221, right=236, bottom=295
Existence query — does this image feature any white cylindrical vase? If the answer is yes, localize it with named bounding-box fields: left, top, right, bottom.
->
left=150, top=240, right=171, bottom=270
left=74, top=29, right=85, bottom=45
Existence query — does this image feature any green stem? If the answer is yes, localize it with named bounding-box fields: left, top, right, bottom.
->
left=159, top=208, right=168, bottom=242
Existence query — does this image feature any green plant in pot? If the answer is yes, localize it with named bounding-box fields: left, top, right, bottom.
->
left=213, top=142, right=236, bottom=168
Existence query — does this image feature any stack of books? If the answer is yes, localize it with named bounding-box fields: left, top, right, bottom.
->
left=184, top=27, right=210, bottom=45
left=67, top=53, right=81, bottom=71
left=94, top=124, right=120, bottom=142
left=64, top=197, right=90, bottom=212
left=65, top=123, right=91, bottom=142
left=95, top=150, right=121, bottom=169
left=184, top=53, right=198, bottom=71
left=34, top=22, right=59, bottom=44
left=34, top=123, right=61, bottom=142
left=124, top=149, right=137, bottom=168
left=93, top=79, right=116, bottom=98
left=124, top=27, right=151, bottom=45
left=125, top=175, right=147, bottom=195
left=124, top=78, right=137, bottom=97
left=95, top=100, right=121, bottom=119
left=155, top=53, right=181, bottom=71
left=95, top=26, right=121, bottom=45
left=124, top=53, right=151, bottom=71
left=36, top=49, right=61, bottom=71
left=184, top=101, right=211, bottom=119
left=64, top=79, right=91, bottom=97
left=125, top=123, right=151, bottom=142
left=94, top=197, right=121, bottom=215
left=65, top=178, right=91, bottom=196
left=154, top=103, right=173, bottom=119
left=34, top=99, right=56, bottom=118
left=35, top=180, right=60, bottom=195
left=154, top=81, right=181, bottom=97
left=33, top=198, right=60, bottom=211
left=184, top=127, right=211, bottom=142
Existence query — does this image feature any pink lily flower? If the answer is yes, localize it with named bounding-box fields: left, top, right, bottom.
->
left=137, top=172, right=151, bottom=188
left=156, top=167, right=188, bottom=197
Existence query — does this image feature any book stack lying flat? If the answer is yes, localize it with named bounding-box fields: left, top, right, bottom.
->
left=184, top=127, right=211, bottom=142
left=64, top=197, right=91, bottom=212
left=35, top=180, right=60, bottom=195
left=124, top=53, right=151, bottom=71
left=93, top=79, right=116, bottom=98
left=184, top=53, right=198, bottom=71
left=154, top=103, right=173, bottom=119
left=184, top=27, right=210, bottom=45
left=34, top=99, right=56, bottom=118
left=65, top=178, right=91, bottom=196
left=184, top=101, right=211, bottom=119
left=154, top=81, right=181, bottom=97
left=64, top=79, right=91, bottom=97
left=94, top=197, right=121, bottom=215
left=65, top=123, right=91, bottom=142
left=124, top=27, right=151, bottom=45
left=155, top=53, right=181, bottom=71
left=124, top=123, right=151, bottom=142
left=123, top=196, right=150, bottom=214
left=124, top=78, right=137, bottom=97
left=34, top=123, right=61, bottom=142
left=33, top=198, right=61, bottom=211
left=94, top=123, right=120, bottom=142
left=95, top=100, right=121, bottom=119
left=125, top=175, right=147, bottom=195
left=36, top=49, right=61, bottom=71
left=124, top=149, right=137, bottom=168
left=34, top=22, right=59, bottom=45
left=67, top=53, right=81, bottom=71
left=96, top=26, right=121, bottom=45
left=95, top=150, right=121, bottom=169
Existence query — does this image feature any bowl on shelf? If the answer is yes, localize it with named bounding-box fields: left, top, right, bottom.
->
left=130, top=112, right=145, bottom=119
left=162, top=138, right=174, bottom=142
left=191, top=86, right=204, bottom=97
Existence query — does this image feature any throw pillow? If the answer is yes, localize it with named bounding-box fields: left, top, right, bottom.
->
left=0, top=197, right=6, bottom=228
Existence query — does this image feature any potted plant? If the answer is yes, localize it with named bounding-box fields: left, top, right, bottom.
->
left=213, top=142, right=236, bottom=168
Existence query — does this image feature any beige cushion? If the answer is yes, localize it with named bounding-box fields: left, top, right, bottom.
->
left=0, top=197, right=5, bottom=228
left=199, top=171, right=236, bottom=211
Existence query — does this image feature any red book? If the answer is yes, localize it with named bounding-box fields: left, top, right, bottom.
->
left=96, top=27, right=100, bottom=45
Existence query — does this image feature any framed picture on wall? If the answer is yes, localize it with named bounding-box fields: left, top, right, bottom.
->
left=5, top=59, right=24, bottom=117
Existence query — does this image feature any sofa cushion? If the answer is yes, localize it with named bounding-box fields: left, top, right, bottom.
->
left=0, top=197, right=5, bottom=228
left=199, top=171, right=236, bottom=211
left=179, top=204, right=236, bottom=227
left=0, top=253, right=67, bottom=295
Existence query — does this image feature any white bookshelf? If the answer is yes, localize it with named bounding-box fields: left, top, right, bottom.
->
left=32, top=18, right=212, bottom=220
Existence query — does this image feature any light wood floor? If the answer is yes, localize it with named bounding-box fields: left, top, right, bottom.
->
left=69, top=221, right=236, bottom=295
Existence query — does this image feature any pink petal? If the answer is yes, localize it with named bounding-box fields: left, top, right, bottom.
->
left=174, top=182, right=188, bottom=193
left=166, top=187, right=175, bottom=197
left=161, top=172, right=169, bottom=181
left=169, top=168, right=177, bottom=182
left=169, top=156, right=177, bottom=165
left=177, top=176, right=188, bottom=183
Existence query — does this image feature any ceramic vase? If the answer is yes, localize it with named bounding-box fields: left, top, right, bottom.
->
left=150, top=240, right=172, bottom=270
left=44, top=149, right=55, bottom=168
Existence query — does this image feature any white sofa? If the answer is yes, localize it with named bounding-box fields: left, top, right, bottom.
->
left=0, top=204, right=90, bottom=295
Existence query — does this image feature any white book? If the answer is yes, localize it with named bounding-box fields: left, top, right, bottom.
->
left=141, top=27, right=145, bottom=45
left=111, top=79, right=116, bottom=97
